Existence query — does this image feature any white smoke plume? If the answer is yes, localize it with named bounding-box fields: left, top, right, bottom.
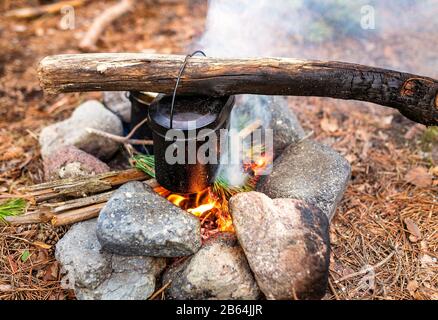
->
left=195, top=0, right=438, bottom=186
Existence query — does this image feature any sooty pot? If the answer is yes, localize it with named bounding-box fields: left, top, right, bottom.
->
left=148, top=94, right=234, bottom=194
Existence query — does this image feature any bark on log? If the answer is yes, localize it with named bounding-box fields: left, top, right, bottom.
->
left=38, top=53, right=438, bottom=126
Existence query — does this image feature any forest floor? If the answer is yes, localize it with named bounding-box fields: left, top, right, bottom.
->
left=0, top=0, right=437, bottom=300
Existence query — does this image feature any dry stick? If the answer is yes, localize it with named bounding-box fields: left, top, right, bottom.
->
left=126, top=116, right=149, bottom=139
left=49, top=190, right=114, bottom=213
left=20, top=168, right=149, bottom=203
left=335, top=250, right=396, bottom=284
left=86, top=128, right=153, bottom=145
left=79, top=0, right=134, bottom=51
left=5, top=178, right=158, bottom=226
left=4, top=210, right=55, bottom=225
left=4, top=192, right=114, bottom=225
left=51, top=202, right=105, bottom=227
left=5, top=0, right=87, bottom=19
left=148, top=281, right=171, bottom=300
left=51, top=178, right=159, bottom=226
left=328, top=277, right=340, bottom=300
left=38, top=53, right=438, bottom=126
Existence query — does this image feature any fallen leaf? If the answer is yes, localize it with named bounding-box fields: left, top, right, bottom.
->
left=404, top=218, right=422, bottom=242
left=33, top=241, right=52, bottom=250
left=320, top=117, right=339, bottom=133
left=43, top=262, right=59, bottom=281
left=7, top=256, right=17, bottom=274
left=33, top=249, right=49, bottom=269
left=404, top=167, right=433, bottom=187
left=407, top=280, right=419, bottom=296
left=21, top=250, right=30, bottom=262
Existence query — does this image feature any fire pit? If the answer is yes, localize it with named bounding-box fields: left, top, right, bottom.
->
left=36, top=52, right=436, bottom=301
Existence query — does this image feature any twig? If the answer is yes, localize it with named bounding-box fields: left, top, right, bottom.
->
left=335, top=250, right=396, bottom=284
left=5, top=0, right=87, bottom=19
left=148, top=281, right=171, bottom=300
left=19, top=168, right=150, bottom=203
left=328, top=277, right=340, bottom=300
left=79, top=0, right=134, bottom=51
left=5, top=178, right=158, bottom=226
left=86, top=128, right=153, bottom=145
left=126, top=116, right=149, bottom=139
left=51, top=202, right=105, bottom=227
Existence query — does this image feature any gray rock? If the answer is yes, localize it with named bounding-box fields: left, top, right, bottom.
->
left=229, top=192, right=330, bottom=300
left=236, top=95, right=305, bottom=158
left=97, top=181, right=202, bottom=257
left=55, top=219, right=166, bottom=300
left=103, top=91, right=131, bottom=123
left=163, top=233, right=261, bottom=300
left=257, top=140, right=351, bottom=221
left=266, top=96, right=305, bottom=158
left=39, top=100, right=123, bottom=161
left=43, top=146, right=110, bottom=181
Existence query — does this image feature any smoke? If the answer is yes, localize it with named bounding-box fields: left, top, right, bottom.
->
left=197, top=0, right=438, bottom=73
left=195, top=0, right=438, bottom=186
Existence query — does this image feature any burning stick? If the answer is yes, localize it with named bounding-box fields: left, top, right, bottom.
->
left=79, top=0, right=134, bottom=51
left=38, top=53, right=438, bottom=126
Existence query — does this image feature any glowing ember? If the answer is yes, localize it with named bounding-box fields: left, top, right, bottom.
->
left=153, top=152, right=270, bottom=235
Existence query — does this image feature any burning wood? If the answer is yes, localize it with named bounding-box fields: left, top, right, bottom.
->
left=38, top=53, right=438, bottom=126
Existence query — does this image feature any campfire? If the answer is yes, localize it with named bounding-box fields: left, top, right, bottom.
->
left=152, top=149, right=271, bottom=234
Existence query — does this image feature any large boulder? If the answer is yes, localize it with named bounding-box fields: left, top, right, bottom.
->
left=43, top=146, right=110, bottom=181
left=257, top=140, right=351, bottom=221
left=39, top=100, right=123, bottom=161
left=96, top=181, right=202, bottom=257
left=55, top=219, right=166, bottom=300
left=229, top=191, right=330, bottom=300
left=162, top=233, right=261, bottom=300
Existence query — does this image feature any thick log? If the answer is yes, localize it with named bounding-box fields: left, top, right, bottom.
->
left=38, top=53, right=438, bottom=126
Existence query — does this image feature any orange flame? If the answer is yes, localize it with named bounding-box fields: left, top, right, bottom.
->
left=153, top=153, right=270, bottom=234
left=154, top=185, right=234, bottom=232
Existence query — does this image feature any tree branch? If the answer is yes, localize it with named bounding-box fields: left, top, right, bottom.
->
left=38, top=53, right=438, bottom=125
